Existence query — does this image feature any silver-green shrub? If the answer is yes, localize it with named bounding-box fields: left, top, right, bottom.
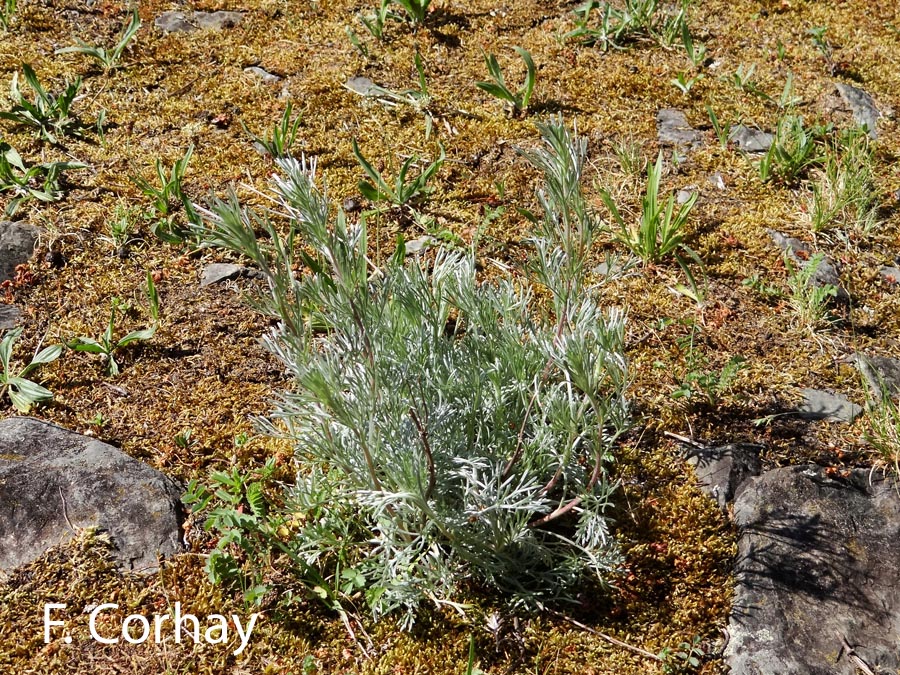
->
left=197, top=121, right=630, bottom=626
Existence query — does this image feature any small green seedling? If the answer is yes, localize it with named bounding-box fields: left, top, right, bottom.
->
left=671, top=71, right=703, bottom=94
left=352, top=138, right=444, bottom=207
left=358, top=0, right=393, bottom=40
left=0, top=64, right=84, bottom=144
left=0, top=327, right=63, bottom=413
left=393, top=0, right=431, bottom=24
left=475, top=46, right=536, bottom=116
left=99, top=201, right=142, bottom=252
left=131, top=145, right=201, bottom=243
left=0, top=142, right=87, bottom=217
left=68, top=272, right=160, bottom=376
left=55, top=8, right=141, bottom=71
left=241, top=102, right=302, bottom=159
left=681, top=22, right=706, bottom=67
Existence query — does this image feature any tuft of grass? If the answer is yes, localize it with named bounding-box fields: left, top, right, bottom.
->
left=0, top=64, right=84, bottom=144
left=806, top=128, right=878, bottom=234
left=241, top=102, right=302, bottom=159
left=475, top=47, right=536, bottom=117
left=565, top=0, right=689, bottom=50
left=352, top=138, right=444, bottom=208
left=600, top=151, right=703, bottom=294
left=393, top=0, right=431, bottom=24
left=55, top=8, right=141, bottom=71
left=784, top=252, right=837, bottom=331
left=0, top=0, right=16, bottom=31
left=757, top=113, right=824, bottom=185
left=130, top=145, right=202, bottom=243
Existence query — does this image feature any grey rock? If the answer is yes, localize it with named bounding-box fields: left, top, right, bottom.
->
left=835, top=82, right=880, bottom=139
left=155, top=10, right=243, bottom=33
left=686, top=443, right=762, bottom=512
left=0, top=220, right=38, bottom=283
left=344, top=76, right=377, bottom=96
left=194, top=10, right=244, bottom=31
left=768, top=230, right=849, bottom=301
left=852, top=353, right=900, bottom=398
left=879, top=266, right=900, bottom=285
left=200, top=263, right=244, bottom=287
left=728, top=125, right=774, bottom=153
left=0, top=417, right=184, bottom=572
left=708, top=172, right=726, bottom=190
left=797, top=388, right=862, bottom=423
left=592, top=260, right=621, bottom=277
left=656, top=109, right=702, bottom=149
left=244, top=66, right=281, bottom=84
left=725, top=465, right=900, bottom=675
left=154, top=11, right=195, bottom=33
left=0, top=305, right=22, bottom=330
left=404, top=236, right=436, bottom=255
left=676, top=187, right=696, bottom=204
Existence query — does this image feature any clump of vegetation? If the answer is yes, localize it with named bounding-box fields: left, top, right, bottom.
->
left=784, top=252, right=837, bottom=330
left=0, top=0, right=16, bottom=31
left=55, top=8, right=141, bottom=71
left=194, top=121, right=630, bottom=625
left=600, top=151, right=703, bottom=293
left=475, top=47, right=537, bottom=117
left=68, top=272, right=160, bottom=376
left=565, top=0, right=689, bottom=50
left=352, top=138, right=444, bottom=208
left=756, top=113, right=824, bottom=184
left=0, top=327, right=62, bottom=413
left=357, top=0, right=430, bottom=39
left=806, top=128, right=878, bottom=234
left=0, top=141, right=87, bottom=216
left=0, top=64, right=85, bottom=144
left=241, top=102, right=302, bottom=159
left=131, top=145, right=202, bottom=243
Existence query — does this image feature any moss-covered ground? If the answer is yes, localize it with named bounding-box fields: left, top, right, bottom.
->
left=1, top=0, right=899, bottom=672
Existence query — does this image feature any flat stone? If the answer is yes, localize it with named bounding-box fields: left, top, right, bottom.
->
left=676, top=187, right=696, bottom=204
left=194, top=10, right=244, bottom=31
left=0, top=304, right=22, bottom=330
left=404, top=236, right=436, bottom=255
left=797, top=388, right=862, bottom=423
left=656, top=109, right=702, bottom=149
left=835, top=82, right=880, bottom=139
left=725, top=465, right=900, bottom=675
left=852, top=353, right=900, bottom=398
left=155, top=10, right=243, bottom=33
left=728, top=125, right=774, bottom=152
left=708, top=172, right=726, bottom=190
left=0, top=220, right=39, bottom=283
left=344, top=76, right=378, bottom=96
left=244, top=66, right=281, bottom=84
left=200, top=263, right=244, bottom=287
left=685, top=443, right=762, bottom=512
left=154, top=11, right=195, bottom=33
left=768, top=230, right=849, bottom=301
left=0, top=417, right=184, bottom=572
left=879, top=266, right=900, bottom=285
